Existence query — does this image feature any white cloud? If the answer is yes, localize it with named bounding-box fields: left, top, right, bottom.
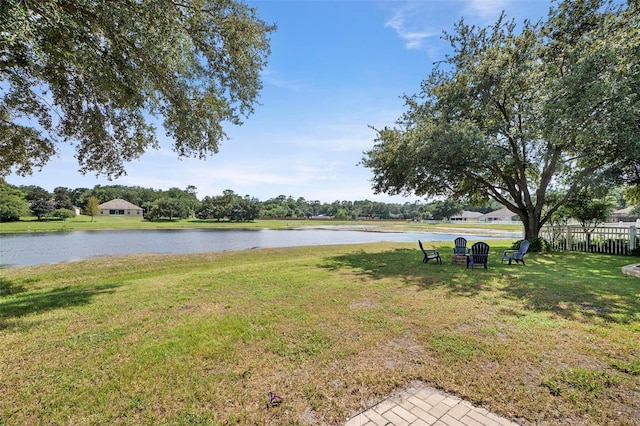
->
left=463, top=0, right=509, bottom=21
left=383, top=0, right=538, bottom=51
left=384, top=3, right=439, bottom=50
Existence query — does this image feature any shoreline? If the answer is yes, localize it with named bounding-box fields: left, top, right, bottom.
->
left=295, top=224, right=522, bottom=238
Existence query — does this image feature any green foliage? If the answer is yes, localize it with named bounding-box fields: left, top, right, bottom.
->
left=260, top=194, right=310, bottom=218
left=511, top=237, right=549, bottom=253
left=509, top=240, right=522, bottom=250
left=148, top=197, right=187, bottom=221
left=3, top=181, right=554, bottom=223
left=52, top=208, right=76, bottom=222
left=53, top=187, right=74, bottom=210
left=26, top=186, right=53, bottom=220
left=334, top=207, right=355, bottom=220
left=428, top=200, right=463, bottom=220
left=84, top=196, right=100, bottom=221
left=565, top=189, right=615, bottom=233
left=0, top=180, right=29, bottom=221
left=1, top=0, right=275, bottom=178
left=362, top=0, right=640, bottom=241
left=195, top=189, right=259, bottom=222
left=529, top=237, right=550, bottom=253
left=624, top=186, right=640, bottom=207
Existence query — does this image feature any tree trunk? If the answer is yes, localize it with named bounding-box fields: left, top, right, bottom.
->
left=523, top=214, right=542, bottom=242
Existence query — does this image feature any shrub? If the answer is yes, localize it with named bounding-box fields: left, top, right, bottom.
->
left=511, top=237, right=549, bottom=253
left=52, top=208, right=76, bottom=222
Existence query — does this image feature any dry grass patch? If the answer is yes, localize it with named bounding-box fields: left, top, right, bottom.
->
left=1, top=243, right=639, bottom=425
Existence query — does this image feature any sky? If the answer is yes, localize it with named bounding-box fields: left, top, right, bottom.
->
left=6, top=0, right=554, bottom=203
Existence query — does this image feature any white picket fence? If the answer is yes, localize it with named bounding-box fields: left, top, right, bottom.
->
left=541, top=225, right=638, bottom=255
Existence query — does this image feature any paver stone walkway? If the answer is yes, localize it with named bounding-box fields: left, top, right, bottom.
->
left=345, top=381, right=519, bottom=426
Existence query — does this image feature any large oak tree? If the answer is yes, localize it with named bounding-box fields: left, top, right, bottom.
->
left=1, top=0, right=275, bottom=178
left=362, top=0, right=640, bottom=240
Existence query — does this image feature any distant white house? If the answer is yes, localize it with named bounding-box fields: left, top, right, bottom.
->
left=98, top=199, right=143, bottom=216
left=450, top=210, right=484, bottom=221
left=480, top=207, right=519, bottom=222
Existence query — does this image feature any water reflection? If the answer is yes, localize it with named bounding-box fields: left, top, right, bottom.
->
left=0, top=228, right=514, bottom=268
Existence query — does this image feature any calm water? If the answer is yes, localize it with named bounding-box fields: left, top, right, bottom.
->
left=0, top=228, right=511, bottom=268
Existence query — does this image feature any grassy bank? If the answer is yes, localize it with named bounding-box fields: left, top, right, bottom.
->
left=0, top=215, right=523, bottom=234
left=1, top=242, right=638, bottom=425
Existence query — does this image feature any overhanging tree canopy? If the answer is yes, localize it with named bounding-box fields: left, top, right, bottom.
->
left=362, top=0, right=640, bottom=240
left=1, top=0, right=275, bottom=178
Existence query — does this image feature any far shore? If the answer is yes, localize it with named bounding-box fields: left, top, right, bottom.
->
left=295, top=223, right=522, bottom=237
left=0, top=216, right=524, bottom=236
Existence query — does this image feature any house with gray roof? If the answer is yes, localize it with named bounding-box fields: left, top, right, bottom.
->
left=611, top=206, right=638, bottom=222
left=450, top=210, right=484, bottom=221
left=479, top=207, right=519, bottom=222
left=98, top=199, right=143, bottom=217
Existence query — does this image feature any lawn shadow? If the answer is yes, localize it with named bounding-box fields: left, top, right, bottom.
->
left=498, top=252, right=640, bottom=324
left=0, top=282, right=121, bottom=330
left=0, top=277, right=27, bottom=296
left=322, top=247, right=640, bottom=325
left=322, top=247, right=489, bottom=296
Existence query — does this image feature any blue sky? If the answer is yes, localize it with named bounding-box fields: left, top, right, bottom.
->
left=7, top=0, right=553, bottom=203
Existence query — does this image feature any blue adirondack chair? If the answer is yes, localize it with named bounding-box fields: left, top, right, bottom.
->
left=501, top=240, right=530, bottom=265
left=453, top=237, right=468, bottom=254
left=467, top=241, right=490, bottom=270
left=419, top=240, right=442, bottom=264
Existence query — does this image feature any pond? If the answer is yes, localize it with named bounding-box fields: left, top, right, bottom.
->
left=0, top=227, right=513, bottom=268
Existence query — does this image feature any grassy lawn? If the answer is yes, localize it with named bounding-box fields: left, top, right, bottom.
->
left=0, top=215, right=523, bottom=234
left=1, top=242, right=639, bottom=425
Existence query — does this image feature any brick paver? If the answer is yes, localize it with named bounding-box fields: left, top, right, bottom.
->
left=345, top=381, right=520, bottom=426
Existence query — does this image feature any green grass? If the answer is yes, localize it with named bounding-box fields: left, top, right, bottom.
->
left=1, top=215, right=272, bottom=232
left=0, top=215, right=524, bottom=233
left=1, top=242, right=638, bottom=425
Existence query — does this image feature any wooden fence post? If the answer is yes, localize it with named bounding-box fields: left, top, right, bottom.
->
left=630, top=226, right=637, bottom=251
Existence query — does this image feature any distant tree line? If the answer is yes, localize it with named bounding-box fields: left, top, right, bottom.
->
left=1, top=180, right=637, bottom=223
left=0, top=181, right=492, bottom=222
